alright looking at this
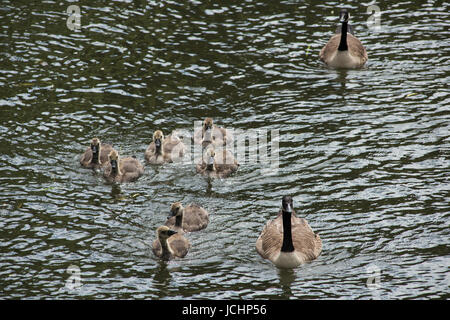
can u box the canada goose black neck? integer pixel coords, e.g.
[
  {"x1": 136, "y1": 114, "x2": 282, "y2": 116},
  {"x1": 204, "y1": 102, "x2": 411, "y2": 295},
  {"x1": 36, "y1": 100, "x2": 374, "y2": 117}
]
[
  {"x1": 281, "y1": 210, "x2": 295, "y2": 252},
  {"x1": 338, "y1": 20, "x2": 348, "y2": 51}
]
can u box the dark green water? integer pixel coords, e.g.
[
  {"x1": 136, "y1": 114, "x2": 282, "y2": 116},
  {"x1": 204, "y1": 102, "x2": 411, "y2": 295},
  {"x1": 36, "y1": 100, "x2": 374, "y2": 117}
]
[{"x1": 0, "y1": 0, "x2": 449, "y2": 299}]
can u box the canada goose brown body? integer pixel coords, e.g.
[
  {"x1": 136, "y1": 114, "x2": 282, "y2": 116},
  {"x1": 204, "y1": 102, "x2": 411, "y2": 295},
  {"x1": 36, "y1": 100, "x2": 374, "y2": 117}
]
[
  {"x1": 80, "y1": 138, "x2": 115, "y2": 169},
  {"x1": 103, "y1": 150, "x2": 144, "y2": 183},
  {"x1": 319, "y1": 9, "x2": 368, "y2": 69},
  {"x1": 196, "y1": 146, "x2": 239, "y2": 178},
  {"x1": 145, "y1": 130, "x2": 185, "y2": 164},
  {"x1": 165, "y1": 202, "x2": 209, "y2": 232},
  {"x1": 256, "y1": 196, "x2": 322, "y2": 268},
  {"x1": 152, "y1": 226, "x2": 190, "y2": 260},
  {"x1": 194, "y1": 118, "x2": 233, "y2": 147}
]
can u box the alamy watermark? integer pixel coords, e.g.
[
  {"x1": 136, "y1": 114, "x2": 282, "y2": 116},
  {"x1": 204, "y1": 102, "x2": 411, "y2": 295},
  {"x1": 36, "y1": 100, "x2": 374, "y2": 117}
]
[
  {"x1": 67, "y1": 5, "x2": 81, "y2": 31},
  {"x1": 168, "y1": 122, "x2": 280, "y2": 175},
  {"x1": 65, "y1": 264, "x2": 82, "y2": 291},
  {"x1": 366, "y1": 264, "x2": 382, "y2": 299},
  {"x1": 366, "y1": 4, "x2": 381, "y2": 32}
]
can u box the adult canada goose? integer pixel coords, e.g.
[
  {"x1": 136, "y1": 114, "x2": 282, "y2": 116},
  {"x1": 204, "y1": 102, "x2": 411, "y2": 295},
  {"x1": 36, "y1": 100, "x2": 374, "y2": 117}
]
[
  {"x1": 193, "y1": 118, "x2": 233, "y2": 147},
  {"x1": 165, "y1": 202, "x2": 209, "y2": 232},
  {"x1": 319, "y1": 9, "x2": 368, "y2": 69},
  {"x1": 103, "y1": 150, "x2": 144, "y2": 183},
  {"x1": 196, "y1": 145, "x2": 239, "y2": 178},
  {"x1": 80, "y1": 137, "x2": 115, "y2": 169},
  {"x1": 145, "y1": 130, "x2": 185, "y2": 164},
  {"x1": 256, "y1": 196, "x2": 322, "y2": 268},
  {"x1": 152, "y1": 226, "x2": 190, "y2": 260}
]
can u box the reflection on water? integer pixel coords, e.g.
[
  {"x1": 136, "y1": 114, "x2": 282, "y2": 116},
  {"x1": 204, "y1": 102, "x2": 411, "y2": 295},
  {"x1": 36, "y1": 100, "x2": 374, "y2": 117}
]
[{"x1": 0, "y1": 0, "x2": 449, "y2": 299}]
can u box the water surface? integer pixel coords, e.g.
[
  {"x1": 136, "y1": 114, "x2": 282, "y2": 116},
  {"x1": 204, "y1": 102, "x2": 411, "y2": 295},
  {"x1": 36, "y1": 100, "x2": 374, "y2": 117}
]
[{"x1": 0, "y1": 0, "x2": 449, "y2": 299}]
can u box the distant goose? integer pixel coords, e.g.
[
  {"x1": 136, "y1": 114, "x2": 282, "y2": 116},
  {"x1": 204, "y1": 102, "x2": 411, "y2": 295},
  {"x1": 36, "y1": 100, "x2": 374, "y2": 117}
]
[
  {"x1": 80, "y1": 137, "x2": 115, "y2": 169},
  {"x1": 165, "y1": 202, "x2": 209, "y2": 232},
  {"x1": 152, "y1": 226, "x2": 190, "y2": 260},
  {"x1": 193, "y1": 118, "x2": 233, "y2": 147},
  {"x1": 103, "y1": 150, "x2": 144, "y2": 183},
  {"x1": 256, "y1": 196, "x2": 322, "y2": 268},
  {"x1": 145, "y1": 130, "x2": 185, "y2": 164},
  {"x1": 319, "y1": 9, "x2": 368, "y2": 69},
  {"x1": 196, "y1": 145, "x2": 239, "y2": 178}
]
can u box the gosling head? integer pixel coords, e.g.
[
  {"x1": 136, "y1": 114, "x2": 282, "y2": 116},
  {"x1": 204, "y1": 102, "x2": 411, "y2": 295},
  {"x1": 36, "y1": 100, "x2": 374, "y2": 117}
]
[
  {"x1": 156, "y1": 225, "x2": 177, "y2": 240},
  {"x1": 204, "y1": 146, "x2": 216, "y2": 171},
  {"x1": 168, "y1": 202, "x2": 184, "y2": 220},
  {"x1": 340, "y1": 9, "x2": 350, "y2": 23},
  {"x1": 153, "y1": 130, "x2": 164, "y2": 151},
  {"x1": 281, "y1": 195, "x2": 293, "y2": 213},
  {"x1": 90, "y1": 138, "x2": 101, "y2": 162},
  {"x1": 202, "y1": 118, "x2": 214, "y2": 141},
  {"x1": 203, "y1": 118, "x2": 214, "y2": 131},
  {"x1": 108, "y1": 150, "x2": 119, "y2": 174}
]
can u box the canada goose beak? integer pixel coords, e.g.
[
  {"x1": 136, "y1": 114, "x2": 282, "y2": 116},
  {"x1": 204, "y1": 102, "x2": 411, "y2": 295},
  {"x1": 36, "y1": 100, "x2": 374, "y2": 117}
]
[
  {"x1": 111, "y1": 159, "x2": 118, "y2": 170},
  {"x1": 91, "y1": 145, "x2": 99, "y2": 153},
  {"x1": 284, "y1": 203, "x2": 292, "y2": 213},
  {"x1": 155, "y1": 139, "x2": 161, "y2": 148},
  {"x1": 208, "y1": 155, "x2": 214, "y2": 166},
  {"x1": 167, "y1": 230, "x2": 177, "y2": 236}
]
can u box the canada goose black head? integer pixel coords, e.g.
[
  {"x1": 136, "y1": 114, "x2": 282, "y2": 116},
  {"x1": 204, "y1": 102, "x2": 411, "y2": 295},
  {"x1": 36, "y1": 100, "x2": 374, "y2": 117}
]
[
  {"x1": 91, "y1": 138, "x2": 101, "y2": 163},
  {"x1": 108, "y1": 149, "x2": 120, "y2": 175},
  {"x1": 282, "y1": 195, "x2": 293, "y2": 213},
  {"x1": 340, "y1": 9, "x2": 349, "y2": 23},
  {"x1": 156, "y1": 225, "x2": 177, "y2": 240},
  {"x1": 168, "y1": 202, "x2": 184, "y2": 219}
]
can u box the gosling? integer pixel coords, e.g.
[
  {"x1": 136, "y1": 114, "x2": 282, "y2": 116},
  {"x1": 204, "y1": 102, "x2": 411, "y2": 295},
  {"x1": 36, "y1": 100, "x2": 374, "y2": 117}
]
[
  {"x1": 145, "y1": 130, "x2": 185, "y2": 164},
  {"x1": 152, "y1": 226, "x2": 190, "y2": 260},
  {"x1": 194, "y1": 117, "x2": 233, "y2": 147},
  {"x1": 196, "y1": 145, "x2": 239, "y2": 178},
  {"x1": 103, "y1": 150, "x2": 144, "y2": 183},
  {"x1": 165, "y1": 202, "x2": 209, "y2": 232},
  {"x1": 80, "y1": 137, "x2": 115, "y2": 169}
]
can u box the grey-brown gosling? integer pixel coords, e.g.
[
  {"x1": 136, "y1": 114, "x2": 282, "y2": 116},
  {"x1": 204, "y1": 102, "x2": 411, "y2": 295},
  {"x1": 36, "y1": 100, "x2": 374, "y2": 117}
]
[
  {"x1": 145, "y1": 130, "x2": 185, "y2": 164},
  {"x1": 196, "y1": 145, "x2": 239, "y2": 178},
  {"x1": 194, "y1": 117, "x2": 233, "y2": 147},
  {"x1": 80, "y1": 137, "x2": 115, "y2": 169},
  {"x1": 319, "y1": 9, "x2": 368, "y2": 69},
  {"x1": 165, "y1": 202, "x2": 209, "y2": 232},
  {"x1": 152, "y1": 226, "x2": 190, "y2": 260},
  {"x1": 103, "y1": 150, "x2": 144, "y2": 183},
  {"x1": 256, "y1": 196, "x2": 322, "y2": 268}
]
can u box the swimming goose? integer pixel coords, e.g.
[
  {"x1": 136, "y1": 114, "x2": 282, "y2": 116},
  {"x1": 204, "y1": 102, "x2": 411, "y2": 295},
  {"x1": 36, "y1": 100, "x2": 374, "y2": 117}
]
[
  {"x1": 196, "y1": 145, "x2": 239, "y2": 178},
  {"x1": 319, "y1": 9, "x2": 368, "y2": 69},
  {"x1": 145, "y1": 130, "x2": 185, "y2": 164},
  {"x1": 194, "y1": 118, "x2": 233, "y2": 147},
  {"x1": 103, "y1": 150, "x2": 144, "y2": 183},
  {"x1": 256, "y1": 196, "x2": 322, "y2": 268},
  {"x1": 80, "y1": 138, "x2": 115, "y2": 169},
  {"x1": 165, "y1": 202, "x2": 209, "y2": 232},
  {"x1": 152, "y1": 226, "x2": 190, "y2": 260}
]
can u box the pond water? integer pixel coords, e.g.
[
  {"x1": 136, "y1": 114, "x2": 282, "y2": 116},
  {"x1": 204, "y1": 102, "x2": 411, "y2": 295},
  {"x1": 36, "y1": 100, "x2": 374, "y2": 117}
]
[{"x1": 0, "y1": 0, "x2": 449, "y2": 299}]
